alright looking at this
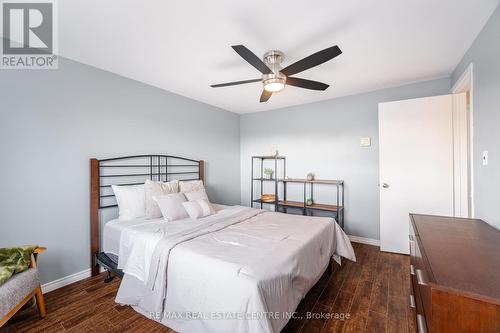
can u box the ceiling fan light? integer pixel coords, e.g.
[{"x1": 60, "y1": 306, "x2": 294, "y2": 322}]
[{"x1": 263, "y1": 78, "x2": 286, "y2": 92}]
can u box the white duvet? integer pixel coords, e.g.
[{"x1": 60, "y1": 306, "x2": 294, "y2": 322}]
[{"x1": 115, "y1": 205, "x2": 355, "y2": 333}]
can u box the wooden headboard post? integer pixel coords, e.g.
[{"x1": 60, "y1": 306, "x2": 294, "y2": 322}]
[
  {"x1": 199, "y1": 160, "x2": 205, "y2": 183},
  {"x1": 90, "y1": 158, "x2": 100, "y2": 276}
]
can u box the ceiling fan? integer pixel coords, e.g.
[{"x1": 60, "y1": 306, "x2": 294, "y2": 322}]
[{"x1": 210, "y1": 44, "x2": 342, "y2": 102}]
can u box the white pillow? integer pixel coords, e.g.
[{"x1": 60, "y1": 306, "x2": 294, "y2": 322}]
[
  {"x1": 153, "y1": 193, "x2": 189, "y2": 221},
  {"x1": 182, "y1": 199, "x2": 215, "y2": 219},
  {"x1": 184, "y1": 189, "x2": 209, "y2": 202},
  {"x1": 112, "y1": 184, "x2": 145, "y2": 220},
  {"x1": 179, "y1": 180, "x2": 204, "y2": 193},
  {"x1": 145, "y1": 179, "x2": 179, "y2": 219}
]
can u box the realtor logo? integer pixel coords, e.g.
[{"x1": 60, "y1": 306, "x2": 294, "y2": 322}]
[{"x1": 1, "y1": 0, "x2": 57, "y2": 69}]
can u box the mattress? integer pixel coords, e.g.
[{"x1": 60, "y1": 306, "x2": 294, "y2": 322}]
[
  {"x1": 102, "y1": 203, "x2": 229, "y2": 255},
  {"x1": 103, "y1": 217, "x2": 154, "y2": 256}
]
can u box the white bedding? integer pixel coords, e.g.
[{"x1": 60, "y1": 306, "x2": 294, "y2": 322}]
[
  {"x1": 103, "y1": 204, "x2": 228, "y2": 256},
  {"x1": 114, "y1": 205, "x2": 355, "y2": 333},
  {"x1": 103, "y1": 217, "x2": 153, "y2": 255}
]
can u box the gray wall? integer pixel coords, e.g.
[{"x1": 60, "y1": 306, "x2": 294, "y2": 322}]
[
  {"x1": 0, "y1": 57, "x2": 241, "y2": 284},
  {"x1": 451, "y1": 4, "x2": 500, "y2": 229},
  {"x1": 240, "y1": 78, "x2": 451, "y2": 240}
]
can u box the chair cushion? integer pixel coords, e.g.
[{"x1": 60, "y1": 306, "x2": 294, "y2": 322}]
[{"x1": 0, "y1": 268, "x2": 40, "y2": 319}]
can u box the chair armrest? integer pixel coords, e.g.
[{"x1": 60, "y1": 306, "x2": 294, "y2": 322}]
[
  {"x1": 34, "y1": 247, "x2": 46, "y2": 254},
  {"x1": 30, "y1": 247, "x2": 46, "y2": 268}
]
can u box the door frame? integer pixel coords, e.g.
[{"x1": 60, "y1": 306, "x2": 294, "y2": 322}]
[{"x1": 451, "y1": 63, "x2": 474, "y2": 217}]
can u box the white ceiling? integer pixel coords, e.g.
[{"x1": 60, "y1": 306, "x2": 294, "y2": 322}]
[{"x1": 57, "y1": 0, "x2": 499, "y2": 114}]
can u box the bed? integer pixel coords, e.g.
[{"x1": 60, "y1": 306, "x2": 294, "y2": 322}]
[{"x1": 90, "y1": 155, "x2": 355, "y2": 333}]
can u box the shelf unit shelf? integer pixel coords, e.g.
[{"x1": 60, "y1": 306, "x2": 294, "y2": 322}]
[
  {"x1": 278, "y1": 200, "x2": 343, "y2": 212},
  {"x1": 252, "y1": 199, "x2": 277, "y2": 205},
  {"x1": 252, "y1": 156, "x2": 286, "y2": 160},
  {"x1": 252, "y1": 178, "x2": 278, "y2": 182},
  {"x1": 279, "y1": 178, "x2": 344, "y2": 185}
]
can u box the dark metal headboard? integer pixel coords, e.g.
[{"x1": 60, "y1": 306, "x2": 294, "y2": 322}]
[{"x1": 90, "y1": 155, "x2": 205, "y2": 276}]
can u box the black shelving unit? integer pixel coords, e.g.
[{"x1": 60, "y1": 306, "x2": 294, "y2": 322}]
[
  {"x1": 251, "y1": 155, "x2": 286, "y2": 211},
  {"x1": 277, "y1": 178, "x2": 344, "y2": 229}
]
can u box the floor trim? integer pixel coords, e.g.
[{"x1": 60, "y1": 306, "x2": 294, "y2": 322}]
[
  {"x1": 348, "y1": 235, "x2": 380, "y2": 246},
  {"x1": 41, "y1": 268, "x2": 91, "y2": 294}
]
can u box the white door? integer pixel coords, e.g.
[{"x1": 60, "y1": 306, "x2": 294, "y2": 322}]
[{"x1": 379, "y1": 95, "x2": 454, "y2": 254}]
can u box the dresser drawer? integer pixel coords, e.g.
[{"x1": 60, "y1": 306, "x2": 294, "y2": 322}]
[
  {"x1": 410, "y1": 276, "x2": 428, "y2": 333},
  {"x1": 411, "y1": 238, "x2": 432, "y2": 329},
  {"x1": 415, "y1": 272, "x2": 431, "y2": 332},
  {"x1": 409, "y1": 221, "x2": 417, "y2": 281},
  {"x1": 410, "y1": 221, "x2": 431, "y2": 332}
]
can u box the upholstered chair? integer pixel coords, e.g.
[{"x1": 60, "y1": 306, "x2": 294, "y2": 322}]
[{"x1": 0, "y1": 247, "x2": 46, "y2": 327}]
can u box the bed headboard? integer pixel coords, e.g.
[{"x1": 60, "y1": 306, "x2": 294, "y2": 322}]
[{"x1": 90, "y1": 155, "x2": 204, "y2": 276}]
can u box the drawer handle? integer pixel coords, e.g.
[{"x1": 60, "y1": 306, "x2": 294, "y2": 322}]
[
  {"x1": 410, "y1": 264, "x2": 415, "y2": 275},
  {"x1": 417, "y1": 314, "x2": 427, "y2": 333},
  {"x1": 416, "y1": 269, "x2": 428, "y2": 286},
  {"x1": 409, "y1": 294, "x2": 415, "y2": 308}
]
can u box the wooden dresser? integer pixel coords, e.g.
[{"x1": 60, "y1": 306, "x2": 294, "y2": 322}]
[{"x1": 409, "y1": 214, "x2": 500, "y2": 333}]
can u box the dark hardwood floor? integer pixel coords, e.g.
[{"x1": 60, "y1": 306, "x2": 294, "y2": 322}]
[{"x1": 3, "y1": 243, "x2": 415, "y2": 333}]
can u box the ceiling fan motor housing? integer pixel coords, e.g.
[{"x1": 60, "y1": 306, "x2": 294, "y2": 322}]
[{"x1": 262, "y1": 50, "x2": 286, "y2": 92}]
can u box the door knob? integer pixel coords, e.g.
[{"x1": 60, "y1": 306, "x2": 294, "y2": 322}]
[{"x1": 382, "y1": 183, "x2": 389, "y2": 188}]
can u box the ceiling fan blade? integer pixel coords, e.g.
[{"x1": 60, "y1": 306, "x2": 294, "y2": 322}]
[
  {"x1": 260, "y1": 90, "x2": 272, "y2": 103},
  {"x1": 280, "y1": 45, "x2": 342, "y2": 76},
  {"x1": 210, "y1": 79, "x2": 261, "y2": 88},
  {"x1": 286, "y1": 77, "x2": 329, "y2": 91},
  {"x1": 232, "y1": 45, "x2": 273, "y2": 75}
]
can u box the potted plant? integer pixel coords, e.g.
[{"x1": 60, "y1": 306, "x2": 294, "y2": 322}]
[{"x1": 263, "y1": 168, "x2": 274, "y2": 179}]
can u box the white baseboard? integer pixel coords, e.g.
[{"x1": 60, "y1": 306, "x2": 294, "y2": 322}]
[
  {"x1": 348, "y1": 235, "x2": 380, "y2": 246},
  {"x1": 41, "y1": 268, "x2": 91, "y2": 293}
]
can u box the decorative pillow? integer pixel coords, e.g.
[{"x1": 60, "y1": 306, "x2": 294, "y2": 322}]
[
  {"x1": 112, "y1": 184, "x2": 146, "y2": 220},
  {"x1": 184, "y1": 189, "x2": 209, "y2": 202},
  {"x1": 145, "y1": 179, "x2": 179, "y2": 219},
  {"x1": 153, "y1": 193, "x2": 189, "y2": 222},
  {"x1": 182, "y1": 199, "x2": 215, "y2": 219},
  {"x1": 179, "y1": 180, "x2": 204, "y2": 193}
]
